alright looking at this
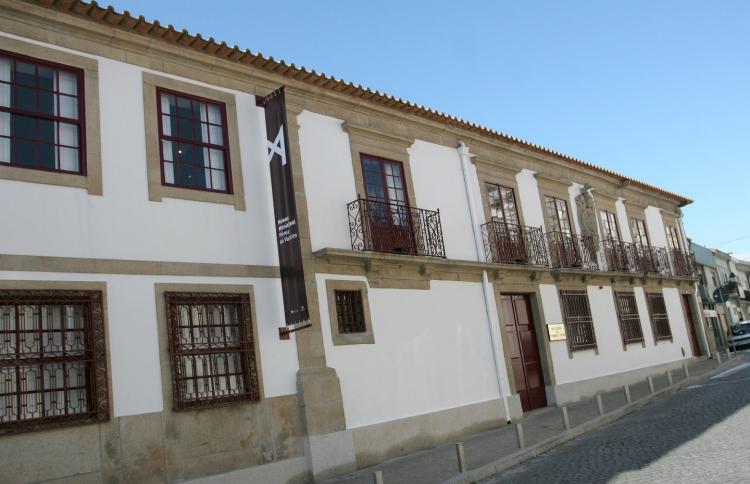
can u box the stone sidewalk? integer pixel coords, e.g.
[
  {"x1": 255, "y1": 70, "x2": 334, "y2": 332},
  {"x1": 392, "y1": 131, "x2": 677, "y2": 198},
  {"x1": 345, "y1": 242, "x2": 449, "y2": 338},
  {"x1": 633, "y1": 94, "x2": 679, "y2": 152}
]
[{"x1": 324, "y1": 353, "x2": 742, "y2": 484}]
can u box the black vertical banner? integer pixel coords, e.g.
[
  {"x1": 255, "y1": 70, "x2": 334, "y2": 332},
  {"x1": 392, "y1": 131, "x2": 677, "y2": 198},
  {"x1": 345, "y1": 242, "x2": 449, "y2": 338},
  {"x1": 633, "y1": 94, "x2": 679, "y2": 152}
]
[{"x1": 263, "y1": 88, "x2": 309, "y2": 328}]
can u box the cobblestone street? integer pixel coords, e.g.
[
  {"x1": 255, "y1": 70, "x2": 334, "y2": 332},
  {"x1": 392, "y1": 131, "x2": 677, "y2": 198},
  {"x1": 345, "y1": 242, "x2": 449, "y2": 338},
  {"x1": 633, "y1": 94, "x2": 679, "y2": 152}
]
[{"x1": 483, "y1": 357, "x2": 750, "y2": 484}]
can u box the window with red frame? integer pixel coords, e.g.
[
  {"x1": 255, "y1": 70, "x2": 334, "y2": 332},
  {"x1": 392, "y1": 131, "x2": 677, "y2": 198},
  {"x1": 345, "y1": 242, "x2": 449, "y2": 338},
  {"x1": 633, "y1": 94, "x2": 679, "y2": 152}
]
[
  {"x1": 0, "y1": 52, "x2": 85, "y2": 174},
  {"x1": 600, "y1": 210, "x2": 620, "y2": 241},
  {"x1": 486, "y1": 183, "x2": 520, "y2": 225},
  {"x1": 665, "y1": 225, "x2": 682, "y2": 252},
  {"x1": 157, "y1": 89, "x2": 231, "y2": 193}
]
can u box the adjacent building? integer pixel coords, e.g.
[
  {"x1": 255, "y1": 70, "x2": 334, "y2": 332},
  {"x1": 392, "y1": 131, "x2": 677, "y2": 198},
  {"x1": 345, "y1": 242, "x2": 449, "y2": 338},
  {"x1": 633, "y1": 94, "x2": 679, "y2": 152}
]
[{"x1": 0, "y1": 1, "x2": 709, "y2": 482}]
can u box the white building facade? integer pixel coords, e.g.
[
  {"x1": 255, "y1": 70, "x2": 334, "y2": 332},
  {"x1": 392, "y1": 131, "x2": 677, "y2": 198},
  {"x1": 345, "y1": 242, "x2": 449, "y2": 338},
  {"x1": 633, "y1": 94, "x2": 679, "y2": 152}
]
[{"x1": 0, "y1": 1, "x2": 708, "y2": 482}]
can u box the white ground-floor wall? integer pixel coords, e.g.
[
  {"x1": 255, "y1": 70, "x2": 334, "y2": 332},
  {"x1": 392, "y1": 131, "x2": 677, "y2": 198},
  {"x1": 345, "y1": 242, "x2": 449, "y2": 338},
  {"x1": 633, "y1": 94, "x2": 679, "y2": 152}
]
[
  {"x1": 539, "y1": 284, "x2": 695, "y2": 390},
  {"x1": 316, "y1": 274, "x2": 503, "y2": 430},
  {"x1": 0, "y1": 271, "x2": 299, "y2": 416}
]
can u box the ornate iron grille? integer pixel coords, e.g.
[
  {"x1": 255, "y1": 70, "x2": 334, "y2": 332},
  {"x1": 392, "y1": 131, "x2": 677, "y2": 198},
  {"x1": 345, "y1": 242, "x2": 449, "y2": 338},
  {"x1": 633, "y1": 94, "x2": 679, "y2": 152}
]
[
  {"x1": 480, "y1": 221, "x2": 549, "y2": 266},
  {"x1": 347, "y1": 198, "x2": 446, "y2": 258},
  {"x1": 334, "y1": 290, "x2": 366, "y2": 334},
  {"x1": 669, "y1": 250, "x2": 695, "y2": 277},
  {"x1": 165, "y1": 292, "x2": 259, "y2": 411},
  {"x1": 614, "y1": 292, "x2": 645, "y2": 345},
  {"x1": 646, "y1": 293, "x2": 672, "y2": 341},
  {"x1": 546, "y1": 232, "x2": 599, "y2": 270},
  {"x1": 559, "y1": 290, "x2": 598, "y2": 351},
  {"x1": 0, "y1": 290, "x2": 108, "y2": 434}
]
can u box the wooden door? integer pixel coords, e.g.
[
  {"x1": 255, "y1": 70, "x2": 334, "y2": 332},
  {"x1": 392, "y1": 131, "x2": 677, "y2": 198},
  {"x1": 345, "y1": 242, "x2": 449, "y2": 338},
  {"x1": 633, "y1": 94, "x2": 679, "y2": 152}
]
[
  {"x1": 361, "y1": 155, "x2": 415, "y2": 254},
  {"x1": 502, "y1": 294, "x2": 547, "y2": 412},
  {"x1": 681, "y1": 294, "x2": 701, "y2": 356}
]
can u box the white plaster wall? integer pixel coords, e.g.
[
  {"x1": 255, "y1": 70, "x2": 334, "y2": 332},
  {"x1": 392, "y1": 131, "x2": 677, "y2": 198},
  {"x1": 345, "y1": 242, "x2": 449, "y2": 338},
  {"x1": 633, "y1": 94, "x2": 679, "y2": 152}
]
[
  {"x1": 317, "y1": 275, "x2": 500, "y2": 429},
  {"x1": 615, "y1": 198, "x2": 632, "y2": 243},
  {"x1": 0, "y1": 33, "x2": 278, "y2": 266},
  {"x1": 0, "y1": 271, "x2": 299, "y2": 417},
  {"x1": 645, "y1": 206, "x2": 668, "y2": 248},
  {"x1": 516, "y1": 169, "x2": 546, "y2": 230},
  {"x1": 538, "y1": 283, "x2": 691, "y2": 386},
  {"x1": 297, "y1": 112, "x2": 357, "y2": 252},
  {"x1": 409, "y1": 140, "x2": 476, "y2": 261}
]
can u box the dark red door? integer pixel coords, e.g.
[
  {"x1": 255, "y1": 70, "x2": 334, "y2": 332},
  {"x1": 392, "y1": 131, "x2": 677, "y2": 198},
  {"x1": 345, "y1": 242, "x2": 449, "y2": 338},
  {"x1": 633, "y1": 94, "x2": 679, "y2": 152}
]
[
  {"x1": 361, "y1": 154, "x2": 415, "y2": 254},
  {"x1": 681, "y1": 294, "x2": 701, "y2": 356},
  {"x1": 502, "y1": 294, "x2": 547, "y2": 412}
]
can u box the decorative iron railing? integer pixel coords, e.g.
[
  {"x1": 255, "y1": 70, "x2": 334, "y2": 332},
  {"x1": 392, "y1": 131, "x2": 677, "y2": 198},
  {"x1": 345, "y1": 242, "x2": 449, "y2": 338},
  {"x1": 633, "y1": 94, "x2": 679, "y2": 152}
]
[
  {"x1": 601, "y1": 239, "x2": 633, "y2": 272},
  {"x1": 546, "y1": 232, "x2": 599, "y2": 270},
  {"x1": 669, "y1": 250, "x2": 695, "y2": 277},
  {"x1": 601, "y1": 241, "x2": 672, "y2": 275},
  {"x1": 480, "y1": 221, "x2": 549, "y2": 266},
  {"x1": 347, "y1": 198, "x2": 446, "y2": 258}
]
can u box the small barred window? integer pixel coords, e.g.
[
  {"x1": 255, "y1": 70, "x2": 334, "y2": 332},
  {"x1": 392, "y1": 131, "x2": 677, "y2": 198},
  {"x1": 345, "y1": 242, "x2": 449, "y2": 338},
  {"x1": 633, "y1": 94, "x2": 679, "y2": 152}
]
[{"x1": 334, "y1": 290, "x2": 366, "y2": 334}]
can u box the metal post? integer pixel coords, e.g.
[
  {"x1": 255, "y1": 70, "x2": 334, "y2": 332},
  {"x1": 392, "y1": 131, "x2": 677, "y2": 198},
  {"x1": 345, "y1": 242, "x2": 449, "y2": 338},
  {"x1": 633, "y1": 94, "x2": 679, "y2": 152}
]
[
  {"x1": 667, "y1": 369, "x2": 673, "y2": 386},
  {"x1": 716, "y1": 351, "x2": 723, "y2": 364},
  {"x1": 515, "y1": 423, "x2": 525, "y2": 449},
  {"x1": 373, "y1": 470, "x2": 384, "y2": 484},
  {"x1": 683, "y1": 362, "x2": 690, "y2": 379},
  {"x1": 455, "y1": 442, "x2": 466, "y2": 473},
  {"x1": 624, "y1": 384, "x2": 631, "y2": 404},
  {"x1": 596, "y1": 394, "x2": 604, "y2": 415},
  {"x1": 647, "y1": 375, "x2": 655, "y2": 394},
  {"x1": 561, "y1": 406, "x2": 570, "y2": 430},
  {"x1": 726, "y1": 347, "x2": 732, "y2": 359}
]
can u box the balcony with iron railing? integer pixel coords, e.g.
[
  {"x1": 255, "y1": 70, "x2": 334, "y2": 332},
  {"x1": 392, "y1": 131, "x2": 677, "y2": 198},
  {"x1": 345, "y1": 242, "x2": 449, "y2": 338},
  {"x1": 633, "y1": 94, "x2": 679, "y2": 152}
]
[
  {"x1": 546, "y1": 231, "x2": 599, "y2": 270},
  {"x1": 347, "y1": 198, "x2": 446, "y2": 258},
  {"x1": 480, "y1": 221, "x2": 549, "y2": 266},
  {"x1": 669, "y1": 250, "x2": 696, "y2": 278},
  {"x1": 601, "y1": 240, "x2": 672, "y2": 275}
]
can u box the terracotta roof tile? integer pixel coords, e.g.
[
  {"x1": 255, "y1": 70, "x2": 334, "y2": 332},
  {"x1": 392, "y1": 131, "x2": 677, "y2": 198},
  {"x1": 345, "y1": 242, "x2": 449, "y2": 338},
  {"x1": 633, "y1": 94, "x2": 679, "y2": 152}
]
[{"x1": 26, "y1": 0, "x2": 692, "y2": 205}]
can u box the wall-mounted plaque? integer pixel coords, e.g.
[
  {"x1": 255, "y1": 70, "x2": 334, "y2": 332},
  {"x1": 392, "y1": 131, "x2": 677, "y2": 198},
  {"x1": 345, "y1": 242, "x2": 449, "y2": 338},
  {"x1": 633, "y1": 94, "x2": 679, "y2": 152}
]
[{"x1": 548, "y1": 323, "x2": 567, "y2": 341}]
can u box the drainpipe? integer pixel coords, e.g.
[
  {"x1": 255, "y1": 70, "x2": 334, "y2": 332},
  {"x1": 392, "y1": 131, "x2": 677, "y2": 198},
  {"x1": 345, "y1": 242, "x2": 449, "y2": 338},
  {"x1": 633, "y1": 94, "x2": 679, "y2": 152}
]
[
  {"x1": 456, "y1": 140, "x2": 513, "y2": 422},
  {"x1": 677, "y1": 214, "x2": 711, "y2": 356}
]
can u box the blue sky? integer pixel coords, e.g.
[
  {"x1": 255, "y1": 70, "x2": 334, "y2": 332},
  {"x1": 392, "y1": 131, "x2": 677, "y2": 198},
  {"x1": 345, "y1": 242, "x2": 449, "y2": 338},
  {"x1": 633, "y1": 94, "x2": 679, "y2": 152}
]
[{"x1": 113, "y1": 0, "x2": 750, "y2": 258}]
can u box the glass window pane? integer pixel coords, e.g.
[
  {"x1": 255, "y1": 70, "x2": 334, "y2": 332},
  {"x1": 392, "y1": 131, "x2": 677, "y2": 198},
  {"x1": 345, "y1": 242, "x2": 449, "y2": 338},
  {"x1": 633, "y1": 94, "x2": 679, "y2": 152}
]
[
  {"x1": 161, "y1": 114, "x2": 172, "y2": 136},
  {"x1": 58, "y1": 71, "x2": 77, "y2": 96},
  {"x1": 58, "y1": 95, "x2": 78, "y2": 119},
  {"x1": 59, "y1": 147, "x2": 79, "y2": 172},
  {"x1": 58, "y1": 122, "x2": 78, "y2": 148},
  {"x1": 211, "y1": 169, "x2": 226, "y2": 191},
  {"x1": 14, "y1": 85, "x2": 36, "y2": 112},
  {"x1": 38, "y1": 67, "x2": 54, "y2": 91},
  {"x1": 163, "y1": 161, "x2": 174, "y2": 184},
  {"x1": 15, "y1": 62, "x2": 36, "y2": 86},
  {"x1": 0, "y1": 57, "x2": 10, "y2": 83},
  {"x1": 38, "y1": 90, "x2": 54, "y2": 116},
  {"x1": 162, "y1": 140, "x2": 173, "y2": 162},
  {"x1": 209, "y1": 149, "x2": 225, "y2": 170},
  {"x1": 207, "y1": 104, "x2": 221, "y2": 124},
  {"x1": 0, "y1": 137, "x2": 9, "y2": 163},
  {"x1": 208, "y1": 124, "x2": 223, "y2": 145},
  {"x1": 0, "y1": 111, "x2": 8, "y2": 137},
  {"x1": 0, "y1": 83, "x2": 9, "y2": 108}
]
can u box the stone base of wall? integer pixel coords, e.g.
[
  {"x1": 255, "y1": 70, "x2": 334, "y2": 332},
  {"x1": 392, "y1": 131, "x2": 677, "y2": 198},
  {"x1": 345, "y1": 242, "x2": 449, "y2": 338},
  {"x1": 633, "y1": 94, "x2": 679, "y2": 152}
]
[
  {"x1": 546, "y1": 358, "x2": 693, "y2": 406},
  {"x1": 0, "y1": 395, "x2": 305, "y2": 484},
  {"x1": 351, "y1": 398, "x2": 509, "y2": 468}
]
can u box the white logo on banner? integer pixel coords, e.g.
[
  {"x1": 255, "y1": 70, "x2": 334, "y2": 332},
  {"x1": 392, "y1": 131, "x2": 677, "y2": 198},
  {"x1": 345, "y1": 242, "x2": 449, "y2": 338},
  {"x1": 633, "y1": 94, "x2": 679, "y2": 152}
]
[{"x1": 267, "y1": 125, "x2": 287, "y2": 166}]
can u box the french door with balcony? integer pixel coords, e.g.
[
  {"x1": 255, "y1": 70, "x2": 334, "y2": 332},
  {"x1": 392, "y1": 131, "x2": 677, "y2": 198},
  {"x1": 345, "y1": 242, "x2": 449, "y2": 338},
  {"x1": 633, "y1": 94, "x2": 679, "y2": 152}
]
[
  {"x1": 545, "y1": 196, "x2": 581, "y2": 267},
  {"x1": 486, "y1": 183, "x2": 526, "y2": 263},
  {"x1": 361, "y1": 154, "x2": 415, "y2": 254}
]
